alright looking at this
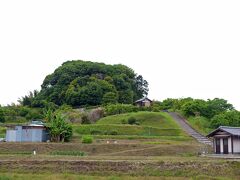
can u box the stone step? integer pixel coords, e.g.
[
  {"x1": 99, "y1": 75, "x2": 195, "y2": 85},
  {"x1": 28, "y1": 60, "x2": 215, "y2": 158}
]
[{"x1": 169, "y1": 112, "x2": 213, "y2": 146}]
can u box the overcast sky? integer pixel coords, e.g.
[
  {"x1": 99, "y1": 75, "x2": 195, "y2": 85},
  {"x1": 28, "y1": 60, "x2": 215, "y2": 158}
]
[{"x1": 0, "y1": 0, "x2": 239, "y2": 109}]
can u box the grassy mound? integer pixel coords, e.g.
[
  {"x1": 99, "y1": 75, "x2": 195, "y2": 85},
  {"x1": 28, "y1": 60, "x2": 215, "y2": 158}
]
[
  {"x1": 74, "y1": 112, "x2": 187, "y2": 138},
  {"x1": 97, "y1": 112, "x2": 179, "y2": 128}
]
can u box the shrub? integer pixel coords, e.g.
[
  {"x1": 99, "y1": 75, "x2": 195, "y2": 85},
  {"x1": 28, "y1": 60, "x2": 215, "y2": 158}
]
[
  {"x1": 25, "y1": 109, "x2": 43, "y2": 120},
  {"x1": 135, "y1": 121, "x2": 140, "y2": 125},
  {"x1": 82, "y1": 135, "x2": 93, "y2": 144},
  {"x1": 128, "y1": 117, "x2": 137, "y2": 125},
  {"x1": 121, "y1": 119, "x2": 127, "y2": 124},
  {"x1": 90, "y1": 129, "x2": 102, "y2": 135},
  {"x1": 108, "y1": 130, "x2": 118, "y2": 135},
  {"x1": 18, "y1": 107, "x2": 30, "y2": 117},
  {"x1": 152, "y1": 105, "x2": 161, "y2": 112},
  {"x1": 66, "y1": 111, "x2": 82, "y2": 123},
  {"x1": 102, "y1": 130, "x2": 118, "y2": 135},
  {"x1": 104, "y1": 104, "x2": 139, "y2": 116},
  {"x1": 51, "y1": 151, "x2": 85, "y2": 156}
]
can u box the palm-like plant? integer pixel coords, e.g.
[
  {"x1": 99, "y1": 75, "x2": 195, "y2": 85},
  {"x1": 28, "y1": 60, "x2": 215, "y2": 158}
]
[{"x1": 47, "y1": 111, "x2": 73, "y2": 142}]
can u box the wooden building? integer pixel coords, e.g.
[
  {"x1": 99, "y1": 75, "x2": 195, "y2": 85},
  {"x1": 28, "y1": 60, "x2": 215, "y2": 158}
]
[
  {"x1": 134, "y1": 97, "x2": 152, "y2": 107},
  {"x1": 207, "y1": 126, "x2": 240, "y2": 154}
]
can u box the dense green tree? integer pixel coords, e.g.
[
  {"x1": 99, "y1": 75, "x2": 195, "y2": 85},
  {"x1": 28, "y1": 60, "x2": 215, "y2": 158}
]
[
  {"x1": 158, "y1": 98, "x2": 193, "y2": 111},
  {"x1": 210, "y1": 111, "x2": 240, "y2": 128},
  {"x1": 37, "y1": 60, "x2": 148, "y2": 107},
  {"x1": 78, "y1": 82, "x2": 103, "y2": 105},
  {"x1": 160, "y1": 97, "x2": 234, "y2": 120},
  {"x1": 0, "y1": 105, "x2": 44, "y2": 123},
  {"x1": 133, "y1": 75, "x2": 149, "y2": 100},
  {"x1": 102, "y1": 92, "x2": 118, "y2": 105},
  {"x1": 182, "y1": 99, "x2": 208, "y2": 117},
  {"x1": 118, "y1": 90, "x2": 134, "y2": 104},
  {"x1": 206, "y1": 98, "x2": 234, "y2": 118},
  {"x1": 18, "y1": 90, "x2": 39, "y2": 107},
  {"x1": 0, "y1": 106, "x2": 5, "y2": 123},
  {"x1": 159, "y1": 98, "x2": 177, "y2": 110}
]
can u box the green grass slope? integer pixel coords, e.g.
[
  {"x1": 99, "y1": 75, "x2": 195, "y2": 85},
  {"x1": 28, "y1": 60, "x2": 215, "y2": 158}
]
[
  {"x1": 187, "y1": 116, "x2": 213, "y2": 135},
  {"x1": 97, "y1": 112, "x2": 178, "y2": 128},
  {"x1": 74, "y1": 124, "x2": 183, "y2": 136},
  {"x1": 74, "y1": 112, "x2": 188, "y2": 139}
]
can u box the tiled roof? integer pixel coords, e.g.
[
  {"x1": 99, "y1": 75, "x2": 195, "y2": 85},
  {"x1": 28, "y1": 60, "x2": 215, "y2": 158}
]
[
  {"x1": 135, "y1": 97, "x2": 152, "y2": 103},
  {"x1": 219, "y1": 126, "x2": 240, "y2": 136},
  {"x1": 207, "y1": 126, "x2": 240, "y2": 137}
]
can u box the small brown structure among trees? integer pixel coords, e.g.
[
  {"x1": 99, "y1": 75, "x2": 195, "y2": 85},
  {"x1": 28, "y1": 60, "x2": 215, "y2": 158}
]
[
  {"x1": 134, "y1": 97, "x2": 152, "y2": 107},
  {"x1": 207, "y1": 126, "x2": 240, "y2": 154}
]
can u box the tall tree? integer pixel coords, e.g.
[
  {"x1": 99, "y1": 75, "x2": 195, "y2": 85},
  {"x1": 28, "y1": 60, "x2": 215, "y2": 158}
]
[
  {"x1": 0, "y1": 106, "x2": 5, "y2": 123},
  {"x1": 134, "y1": 75, "x2": 149, "y2": 100}
]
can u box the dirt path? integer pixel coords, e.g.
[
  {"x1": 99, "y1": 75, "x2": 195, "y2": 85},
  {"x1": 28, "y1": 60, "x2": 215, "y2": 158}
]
[
  {"x1": 98, "y1": 145, "x2": 160, "y2": 156},
  {"x1": 169, "y1": 112, "x2": 212, "y2": 146}
]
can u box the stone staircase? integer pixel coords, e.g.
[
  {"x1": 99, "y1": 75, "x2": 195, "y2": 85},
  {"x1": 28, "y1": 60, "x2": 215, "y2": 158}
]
[{"x1": 169, "y1": 112, "x2": 212, "y2": 146}]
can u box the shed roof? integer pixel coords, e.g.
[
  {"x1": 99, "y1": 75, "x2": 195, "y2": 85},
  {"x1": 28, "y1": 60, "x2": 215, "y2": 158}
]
[
  {"x1": 6, "y1": 120, "x2": 46, "y2": 128},
  {"x1": 29, "y1": 120, "x2": 45, "y2": 127},
  {"x1": 207, "y1": 126, "x2": 240, "y2": 137},
  {"x1": 135, "y1": 97, "x2": 152, "y2": 103}
]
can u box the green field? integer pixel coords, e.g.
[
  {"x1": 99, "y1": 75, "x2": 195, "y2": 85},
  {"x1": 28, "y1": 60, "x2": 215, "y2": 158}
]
[{"x1": 0, "y1": 155, "x2": 238, "y2": 180}]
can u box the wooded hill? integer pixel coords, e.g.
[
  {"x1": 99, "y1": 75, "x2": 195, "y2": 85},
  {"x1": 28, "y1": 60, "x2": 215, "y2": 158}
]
[{"x1": 20, "y1": 60, "x2": 149, "y2": 107}]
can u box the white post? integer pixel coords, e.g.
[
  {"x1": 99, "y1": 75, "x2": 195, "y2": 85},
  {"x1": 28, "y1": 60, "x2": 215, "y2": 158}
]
[
  {"x1": 228, "y1": 137, "x2": 232, "y2": 154},
  {"x1": 213, "y1": 139, "x2": 216, "y2": 153},
  {"x1": 220, "y1": 138, "x2": 224, "y2": 154}
]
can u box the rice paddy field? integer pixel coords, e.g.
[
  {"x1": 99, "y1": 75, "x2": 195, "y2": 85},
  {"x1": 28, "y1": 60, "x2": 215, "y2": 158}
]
[{"x1": 0, "y1": 112, "x2": 239, "y2": 179}]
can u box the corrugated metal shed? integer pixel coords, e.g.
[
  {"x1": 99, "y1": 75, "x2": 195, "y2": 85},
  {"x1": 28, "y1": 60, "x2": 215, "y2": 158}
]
[{"x1": 5, "y1": 121, "x2": 50, "y2": 142}]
